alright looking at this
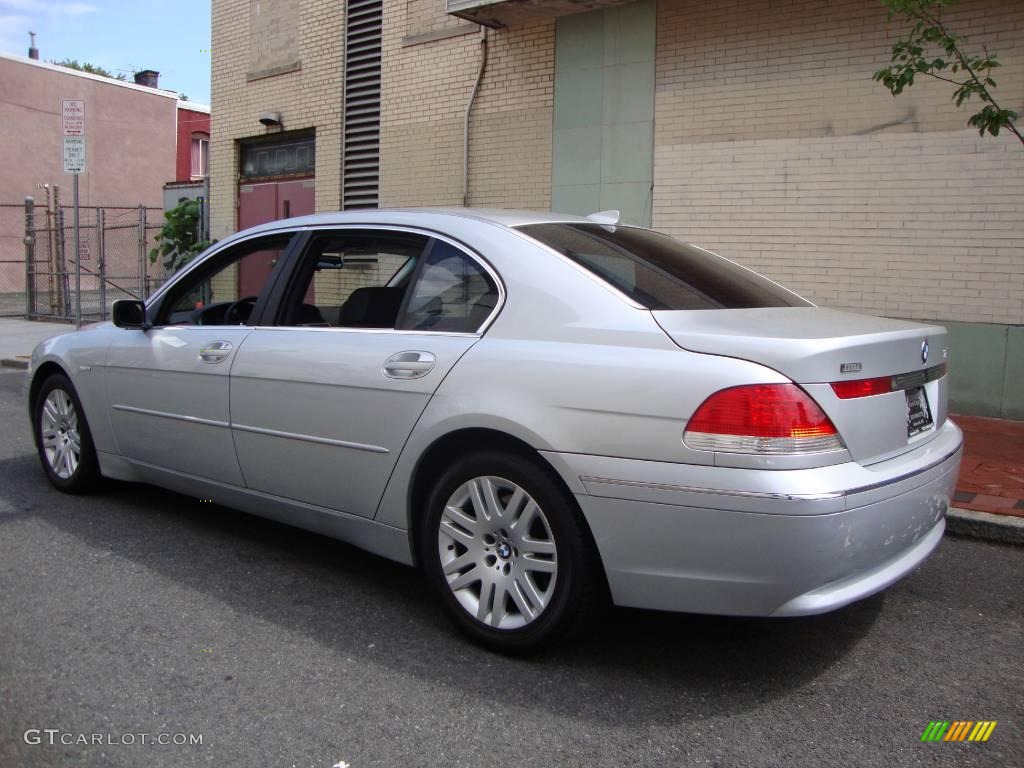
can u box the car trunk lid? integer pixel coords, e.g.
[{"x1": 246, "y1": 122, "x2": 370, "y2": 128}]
[{"x1": 654, "y1": 307, "x2": 950, "y2": 465}]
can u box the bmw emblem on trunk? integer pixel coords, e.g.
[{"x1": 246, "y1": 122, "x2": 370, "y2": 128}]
[{"x1": 921, "y1": 340, "x2": 929, "y2": 364}]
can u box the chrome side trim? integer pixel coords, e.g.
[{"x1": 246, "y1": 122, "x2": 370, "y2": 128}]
[
  {"x1": 231, "y1": 422, "x2": 389, "y2": 454},
  {"x1": 245, "y1": 326, "x2": 480, "y2": 338},
  {"x1": 111, "y1": 404, "x2": 230, "y2": 429},
  {"x1": 579, "y1": 476, "x2": 844, "y2": 502},
  {"x1": 837, "y1": 445, "x2": 962, "y2": 496},
  {"x1": 579, "y1": 443, "x2": 962, "y2": 503}
]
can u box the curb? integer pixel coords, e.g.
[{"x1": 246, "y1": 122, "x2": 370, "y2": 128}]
[
  {"x1": 1, "y1": 358, "x2": 28, "y2": 370},
  {"x1": 947, "y1": 507, "x2": 1024, "y2": 546}
]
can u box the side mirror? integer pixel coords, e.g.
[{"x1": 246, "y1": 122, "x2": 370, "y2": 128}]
[{"x1": 112, "y1": 299, "x2": 150, "y2": 330}]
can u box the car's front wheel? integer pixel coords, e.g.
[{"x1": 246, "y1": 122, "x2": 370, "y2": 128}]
[
  {"x1": 33, "y1": 372, "x2": 100, "y2": 493},
  {"x1": 420, "y1": 451, "x2": 604, "y2": 653}
]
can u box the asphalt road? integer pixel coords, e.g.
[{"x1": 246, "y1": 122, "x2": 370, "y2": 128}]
[{"x1": 0, "y1": 368, "x2": 1021, "y2": 768}]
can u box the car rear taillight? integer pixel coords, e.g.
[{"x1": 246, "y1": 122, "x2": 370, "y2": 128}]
[
  {"x1": 684, "y1": 384, "x2": 844, "y2": 455},
  {"x1": 830, "y1": 376, "x2": 892, "y2": 399}
]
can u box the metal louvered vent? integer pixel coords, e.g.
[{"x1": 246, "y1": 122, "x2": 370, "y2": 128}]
[{"x1": 343, "y1": 0, "x2": 382, "y2": 209}]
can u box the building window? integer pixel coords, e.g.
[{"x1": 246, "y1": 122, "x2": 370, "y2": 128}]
[
  {"x1": 239, "y1": 134, "x2": 315, "y2": 180},
  {"x1": 191, "y1": 134, "x2": 210, "y2": 179}
]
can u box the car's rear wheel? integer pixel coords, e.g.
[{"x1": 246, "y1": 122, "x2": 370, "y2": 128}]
[
  {"x1": 420, "y1": 451, "x2": 603, "y2": 653},
  {"x1": 33, "y1": 373, "x2": 100, "y2": 493}
]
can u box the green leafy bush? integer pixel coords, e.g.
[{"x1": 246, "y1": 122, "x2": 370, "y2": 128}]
[{"x1": 149, "y1": 199, "x2": 213, "y2": 273}]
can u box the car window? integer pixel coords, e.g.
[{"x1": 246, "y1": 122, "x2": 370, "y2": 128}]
[
  {"x1": 517, "y1": 223, "x2": 810, "y2": 310},
  {"x1": 277, "y1": 230, "x2": 429, "y2": 328},
  {"x1": 159, "y1": 234, "x2": 293, "y2": 326},
  {"x1": 398, "y1": 240, "x2": 499, "y2": 333}
]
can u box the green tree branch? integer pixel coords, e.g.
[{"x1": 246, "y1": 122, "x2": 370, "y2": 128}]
[{"x1": 873, "y1": 0, "x2": 1022, "y2": 144}]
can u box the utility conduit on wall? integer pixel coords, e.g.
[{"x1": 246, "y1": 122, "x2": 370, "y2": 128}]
[{"x1": 463, "y1": 27, "x2": 488, "y2": 208}]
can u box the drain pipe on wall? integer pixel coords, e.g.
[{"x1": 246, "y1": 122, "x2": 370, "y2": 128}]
[{"x1": 463, "y1": 26, "x2": 489, "y2": 208}]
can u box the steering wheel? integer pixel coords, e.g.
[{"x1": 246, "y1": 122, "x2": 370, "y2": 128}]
[{"x1": 223, "y1": 296, "x2": 258, "y2": 325}]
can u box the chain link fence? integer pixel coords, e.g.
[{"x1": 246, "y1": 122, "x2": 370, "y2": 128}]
[
  {"x1": 1, "y1": 200, "x2": 167, "y2": 322},
  {"x1": 0, "y1": 204, "x2": 29, "y2": 317}
]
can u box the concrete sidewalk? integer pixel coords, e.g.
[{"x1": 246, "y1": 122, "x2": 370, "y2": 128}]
[{"x1": 0, "y1": 318, "x2": 73, "y2": 368}]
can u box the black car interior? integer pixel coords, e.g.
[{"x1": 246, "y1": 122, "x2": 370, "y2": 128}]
[{"x1": 277, "y1": 232, "x2": 426, "y2": 329}]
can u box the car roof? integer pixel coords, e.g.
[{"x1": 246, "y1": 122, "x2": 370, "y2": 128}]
[{"x1": 225, "y1": 208, "x2": 597, "y2": 242}]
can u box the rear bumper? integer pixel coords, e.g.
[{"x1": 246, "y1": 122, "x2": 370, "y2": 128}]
[{"x1": 543, "y1": 420, "x2": 962, "y2": 616}]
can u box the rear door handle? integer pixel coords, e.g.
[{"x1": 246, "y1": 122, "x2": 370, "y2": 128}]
[
  {"x1": 199, "y1": 340, "x2": 233, "y2": 364},
  {"x1": 383, "y1": 351, "x2": 436, "y2": 379}
]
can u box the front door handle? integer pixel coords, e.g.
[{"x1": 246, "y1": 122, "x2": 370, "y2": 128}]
[
  {"x1": 383, "y1": 351, "x2": 435, "y2": 379},
  {"x1": 199, "y1": 340, "x2": 233, "y2": 364}
]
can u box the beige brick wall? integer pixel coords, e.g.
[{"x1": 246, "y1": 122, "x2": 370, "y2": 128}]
[
  {"x1": 654, "y1": 0, "x2": 1024, "y2": 324},
  {"x1": 212, "y1": 0, "x2": 1022, "y2": 325},
  {"x1": 210, "y1": 0, "x2": 345, "y2": 241},
  {"x1": 379, "y1": 1, "x2": 555, "y2": 209},
  {"x1": 250, "y1": 0, "x2": 301, "y2": 74},
  {"x1": 214, "y1": 1, "x2": 553, "y2": 235},
  {"x1": 405, "y1": 0, "x2": 466, "y2": 37}
]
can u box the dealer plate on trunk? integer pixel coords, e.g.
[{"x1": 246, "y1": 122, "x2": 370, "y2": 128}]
[{"x1": 906, "y1": 386, "x2": 933, "y2": 437}]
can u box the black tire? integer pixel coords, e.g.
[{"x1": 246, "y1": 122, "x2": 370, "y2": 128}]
[
  {"x1": 418, "y1": 450, "x2": 605, "y2": 654},
  {"x1": 32, "y1": 372, "x2": 100, "y2": 493}
]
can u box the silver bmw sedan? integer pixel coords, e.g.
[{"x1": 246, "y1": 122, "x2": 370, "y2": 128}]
[{"x1": 27, "y1": 209, "x2": 962, "y2": 652}]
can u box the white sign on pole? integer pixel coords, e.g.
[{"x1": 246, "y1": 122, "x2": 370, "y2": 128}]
[
  {"x1": 62, "y1": 99, "x2": 85, "y2": 136},
  {"x1": 63, "y1": 136, "x2": 86, "y2": 174}
]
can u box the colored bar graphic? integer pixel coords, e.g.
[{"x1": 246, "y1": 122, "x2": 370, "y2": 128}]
[
  {"x1": 945, "y1": 721, "x2": 972, "y2": 741},
  {"x1": 921, "y1": 722, "x2": 950, "y2": 742},
  {"x1": 922, "y1": 720, "x2": 996, "y2": 742}
]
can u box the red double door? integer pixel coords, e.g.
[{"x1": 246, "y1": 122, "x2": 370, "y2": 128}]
[{"x1": 237, "y1": 178, "x2": 315, "y2": 297}]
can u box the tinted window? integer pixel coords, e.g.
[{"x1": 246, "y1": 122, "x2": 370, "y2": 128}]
[
  {"x1": 399, "y1": 241, "x2": 499, "y2": 333},
  {"x1": 518, "y1": 223, "x2": 809, "y2": 310},
  {"x1": 278, "y1": 231, "x2": 428, "y2": 328}
]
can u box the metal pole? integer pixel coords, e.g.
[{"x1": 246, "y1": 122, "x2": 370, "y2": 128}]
[
  {"x1": 24, "y1": 196, "x2": 35, "y2": 319},
  {"x1": 54, "y1": 186, "x2": 64, "y2": 316},
  {"x1": 55, "y1": 203, "x2": 68, "y2": 318},
  {"x1": 202, "y1": 176, "x2": 210, "y2": 241},
  {"x1": 73, "y1": 175, "x2": 81, "y2": 327},
  {"x1": 138, "y1": 204, "x2": 146, "y2": 298},
  {"x1": 97, "y1": 207, "x2": 106, "y2": 320}
]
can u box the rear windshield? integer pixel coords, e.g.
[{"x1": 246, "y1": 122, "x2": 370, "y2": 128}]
[{"x1": 517, "y1": 223, "x2": 810, "y2": 310}]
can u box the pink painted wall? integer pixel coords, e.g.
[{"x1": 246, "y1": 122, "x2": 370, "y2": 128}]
[{"x1": 0, "y1": 55, "x2": 177, "y2": 208}]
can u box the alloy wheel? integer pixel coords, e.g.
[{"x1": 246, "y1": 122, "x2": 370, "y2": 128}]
[
  {"x1": 40, "y1": 389, "x2": 81, "y2": 480},
  {"x1": 437, "y1": 475, "x2": 558, "y2": 630}
]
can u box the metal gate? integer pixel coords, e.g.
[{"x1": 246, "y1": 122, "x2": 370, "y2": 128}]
[{"x1": 1, "y1": 199, "x2": 165, "y2": 322}]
